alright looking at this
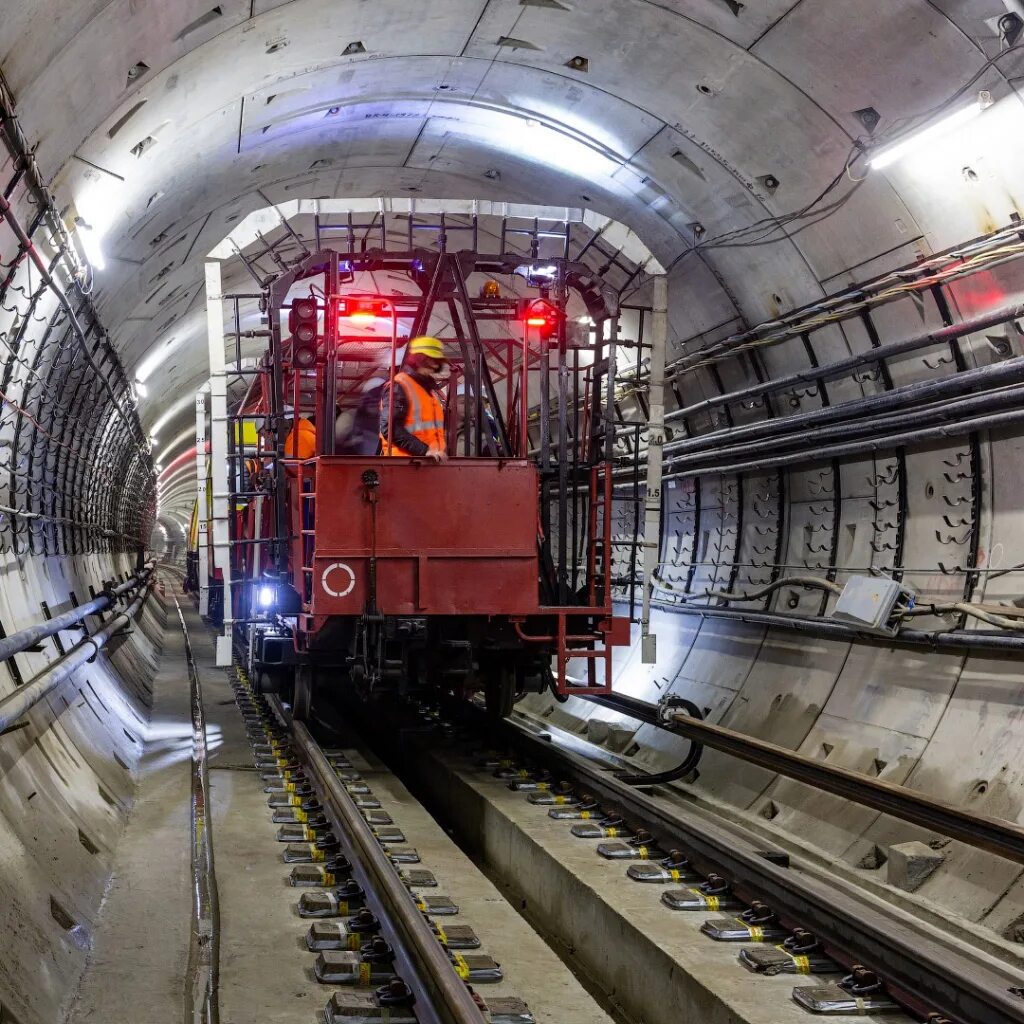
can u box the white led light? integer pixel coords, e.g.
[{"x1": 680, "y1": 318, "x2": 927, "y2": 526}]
[
  {"x1": 77, "y1": 223, "x2": 106, "y2": 271},
  {"x1": 257, "y1": 585, "x2": 275, "y2": 609},
  {"x1": 868, "y1": 103, "x2": 984, "y2": 170}
]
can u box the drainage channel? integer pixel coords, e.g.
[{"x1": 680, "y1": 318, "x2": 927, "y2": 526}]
[
  {"x1": 229, "y1": 665, "x2": 613, "y2": 1024},
  {"x1": 362, "y1": 699, "x2": 1024, "y2": 1024}
]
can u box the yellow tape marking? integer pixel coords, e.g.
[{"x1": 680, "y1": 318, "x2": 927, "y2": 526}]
[
  {"x1": 359, "y1": 961, "x2": 372, "y2": 984},
  {"x1": 638, "y1": 845, "x2": 649, "y2": 859},
  {"x1": 670, "y1": 869, "x2": 681, "y2": 881},
  {"x1": 435, "y1": 926, "x2": 447, "y2": 945},
  {"x1": 312, "y1": 848, "x2": 325, "y2": 862},
  {"x1": 606, "y1": 827, "x2": 618, "y2": 838},
  {"x1": 706, "y1": 895, "x2": 720, "y2": 911},
  {"x1": 579, "y1": 811, "x2": 591, "y2": 820},
  {"x1": 454, "y1": 954, "x2": 470, "y2": 980},
  {"x1": 748, "y1": 925, "x2": 764, "y2": 942}
]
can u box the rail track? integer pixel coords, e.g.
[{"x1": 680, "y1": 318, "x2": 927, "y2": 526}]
[
  {"x1": 226, "y1": 663, "x2": 541, "y2": 1024},
  {"x1": 174, "y1": 587, "x2": 1024, "y2": 1024},
  {"x1": 345, "y1": 695, "x2": 1024, "y2": 1024},
  {"x1": 488, "y1": 703, "x2": 1024, "y2": 1024}
]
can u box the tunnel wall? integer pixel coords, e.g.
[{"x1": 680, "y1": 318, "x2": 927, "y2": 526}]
[
  {"x1": 528, "y1": 243, "x2": 1024, "y2": 951},
  {"x1": 0, "y1": 555, "x2": 164, "y2": 1024}
]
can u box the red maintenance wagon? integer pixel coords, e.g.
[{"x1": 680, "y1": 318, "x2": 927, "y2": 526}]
[{"x1": 229, "y1": 238, "x2": 632, "y2": 718}]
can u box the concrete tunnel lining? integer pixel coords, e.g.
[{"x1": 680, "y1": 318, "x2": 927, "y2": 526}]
[{"x1": 2, "y1": 1, "x2": 1024, "y2": 1021}]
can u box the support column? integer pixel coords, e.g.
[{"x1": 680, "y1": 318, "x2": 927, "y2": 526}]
[
  {"x1": 195, "y1": 385, "x2": 211, "y2": 618},
  {"x1": 641, "y1": 274, "x2": 668, "y2": 664},
  {"x1": 205, "y1": 260, "x2": 233, "y2": 666}
]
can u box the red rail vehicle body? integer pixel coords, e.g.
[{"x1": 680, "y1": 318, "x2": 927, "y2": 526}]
[{"x1": 227, "y1": 237, "x2": 634, "y2": 718}]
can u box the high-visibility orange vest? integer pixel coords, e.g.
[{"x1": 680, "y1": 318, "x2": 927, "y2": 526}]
[
  {"x1": 380, "y1": 372, "x2": 445, "y2": 456},
  {"x1": 283, "y1": 418, "x2": 316, "y2": 460}
]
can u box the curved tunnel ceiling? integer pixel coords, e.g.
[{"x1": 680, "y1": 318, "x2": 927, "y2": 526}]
[
  {"x1": 5, "y1": 0, "x2": 1023, "y2": 469},
  {"x1": 5, "y1": 3, "x2": 1024, "y2": 1011}
]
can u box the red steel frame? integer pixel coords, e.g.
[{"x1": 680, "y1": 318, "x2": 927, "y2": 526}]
[{"x1": 246, "y1": 249, "x2": 632, "y2": 695}]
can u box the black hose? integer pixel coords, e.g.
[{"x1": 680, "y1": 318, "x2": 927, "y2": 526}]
[{"x1": 583, "y1": 693, "x2": 705, "y2": 786}]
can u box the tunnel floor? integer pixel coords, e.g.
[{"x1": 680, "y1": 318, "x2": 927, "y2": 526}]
[{"x1": 66, "y1": 591, "x2": 323, "y2": 1023}]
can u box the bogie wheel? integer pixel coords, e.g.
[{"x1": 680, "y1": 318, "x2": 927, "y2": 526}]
[
  {"x1": 484, "y1": 666, "x2": 516, "y2": 720},
  {"x1": 293, "y1": 664, "x2": 314, "y2": 721}
]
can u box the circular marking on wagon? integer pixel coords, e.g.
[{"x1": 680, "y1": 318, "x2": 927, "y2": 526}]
[{"x1": 321, "y1": 561, "x2": 356, "y2": 598}]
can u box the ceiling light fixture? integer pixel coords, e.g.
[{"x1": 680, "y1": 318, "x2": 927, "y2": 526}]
[
  {"x1": 74, "y1": 217, "x2": 107, "y2": 271},
  {"x1": 868, "y1": 97, "x2": 990, "y2": 170}
]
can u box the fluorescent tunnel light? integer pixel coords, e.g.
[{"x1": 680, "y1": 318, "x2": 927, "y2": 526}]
[{"x1": 868, "y1": 103, "x2": 985, "y2": 170}]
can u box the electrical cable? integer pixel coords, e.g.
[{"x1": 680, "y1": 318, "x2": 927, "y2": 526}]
[
  {"x1": 653, "y1": 570, "x2": 1024, "y2": 632},
  {"x1": 680, "y1": 43, "x2": 1024, "y2": 258}
]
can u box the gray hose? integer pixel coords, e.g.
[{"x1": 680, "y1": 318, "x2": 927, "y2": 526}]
[
  {"x1": 0, "y1": 584, "x2": 150, "y2": 733},
  {"x1": 0, "y1": 566, "x2": 151, "y2": 666}
]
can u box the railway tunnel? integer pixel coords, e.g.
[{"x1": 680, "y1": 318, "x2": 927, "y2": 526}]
[{"x1": 3, "y1": 3, "x2": 1024, "y2": 1023}]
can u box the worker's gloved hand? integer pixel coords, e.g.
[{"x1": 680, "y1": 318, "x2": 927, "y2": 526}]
[{"x1": 426, "y1": 446, "x2": 448, "y2": 464}]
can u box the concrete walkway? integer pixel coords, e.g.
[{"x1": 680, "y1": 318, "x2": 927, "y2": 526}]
[{"x1": 67, "y1": 585, "x2": 320, "y2": 1023}]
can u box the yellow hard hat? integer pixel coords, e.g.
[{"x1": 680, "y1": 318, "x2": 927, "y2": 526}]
[{"x1": 408, "y1": 336, "x2": 446, "y2": 361}]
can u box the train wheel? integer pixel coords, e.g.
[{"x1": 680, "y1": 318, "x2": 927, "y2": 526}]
[
  {"x1": 484, "y1": 667, "x2": 516, "y2": 720},
  {"x1": 293, "y1": 664, "x2": 314, "y2": 721}
]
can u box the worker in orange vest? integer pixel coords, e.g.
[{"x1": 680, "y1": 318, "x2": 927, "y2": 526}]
[
  {"x1": 379, "y1": 336, "x2": 448, "y2": 462},
  {"x1": 283, "y1": 414, "x2": 316, "y2": 461}
]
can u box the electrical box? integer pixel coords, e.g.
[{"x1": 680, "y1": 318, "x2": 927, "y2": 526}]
[
  {"x1": 829, "y1": 576, "x2": 915, "y2": 636},
  {"x1": 641, "y1": 632, "x2": 657, "y2": 664}
]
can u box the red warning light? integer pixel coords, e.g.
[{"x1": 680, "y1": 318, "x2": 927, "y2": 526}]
[
  {"x1": 522, "y1": 299, "x2": 560, "y2": 338},
  {"x1": 338, "y1": 297, "x2": 389, "y2": 322}
]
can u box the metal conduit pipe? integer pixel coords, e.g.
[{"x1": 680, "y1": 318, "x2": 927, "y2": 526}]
[
  {"x1": 670, "y1": 384, "x2": 1024, "y2": 468},
  {"x1": 648, "y1": 600, "x2": 1024, "y2": 650},
  {"x1": 663, "y1": 301, "x2": 1024, "y2": 427},
  {"x1": 663, "y1": 404, "x2": 1024, "y2": 481},
  {"x1": 0, "y1": 566, "x2": 152, "y2": 665},
  {"x1": 0, "y1": 583, "x2": 151, "y2": 733},
  {"x1": 663, "y1": 356, "x2": 1024, "y2": 458}
]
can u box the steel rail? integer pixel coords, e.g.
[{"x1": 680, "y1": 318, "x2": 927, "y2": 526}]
[
  {"x1": 176, "y1": 595, "x2": 220, "y2": 1024},
  {"x1": 501, "y1": 715, "x2": 1024, "y2": 1024},
  {"x1": 274, "y1": 704, "x2": 487, "y2": 1024},
  {"x1": 0, "y1": 581, "x2": 151, "y2": 733},
  {"x1": 585, "y1": 692, "x2": 1024, "y2": 864}
]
